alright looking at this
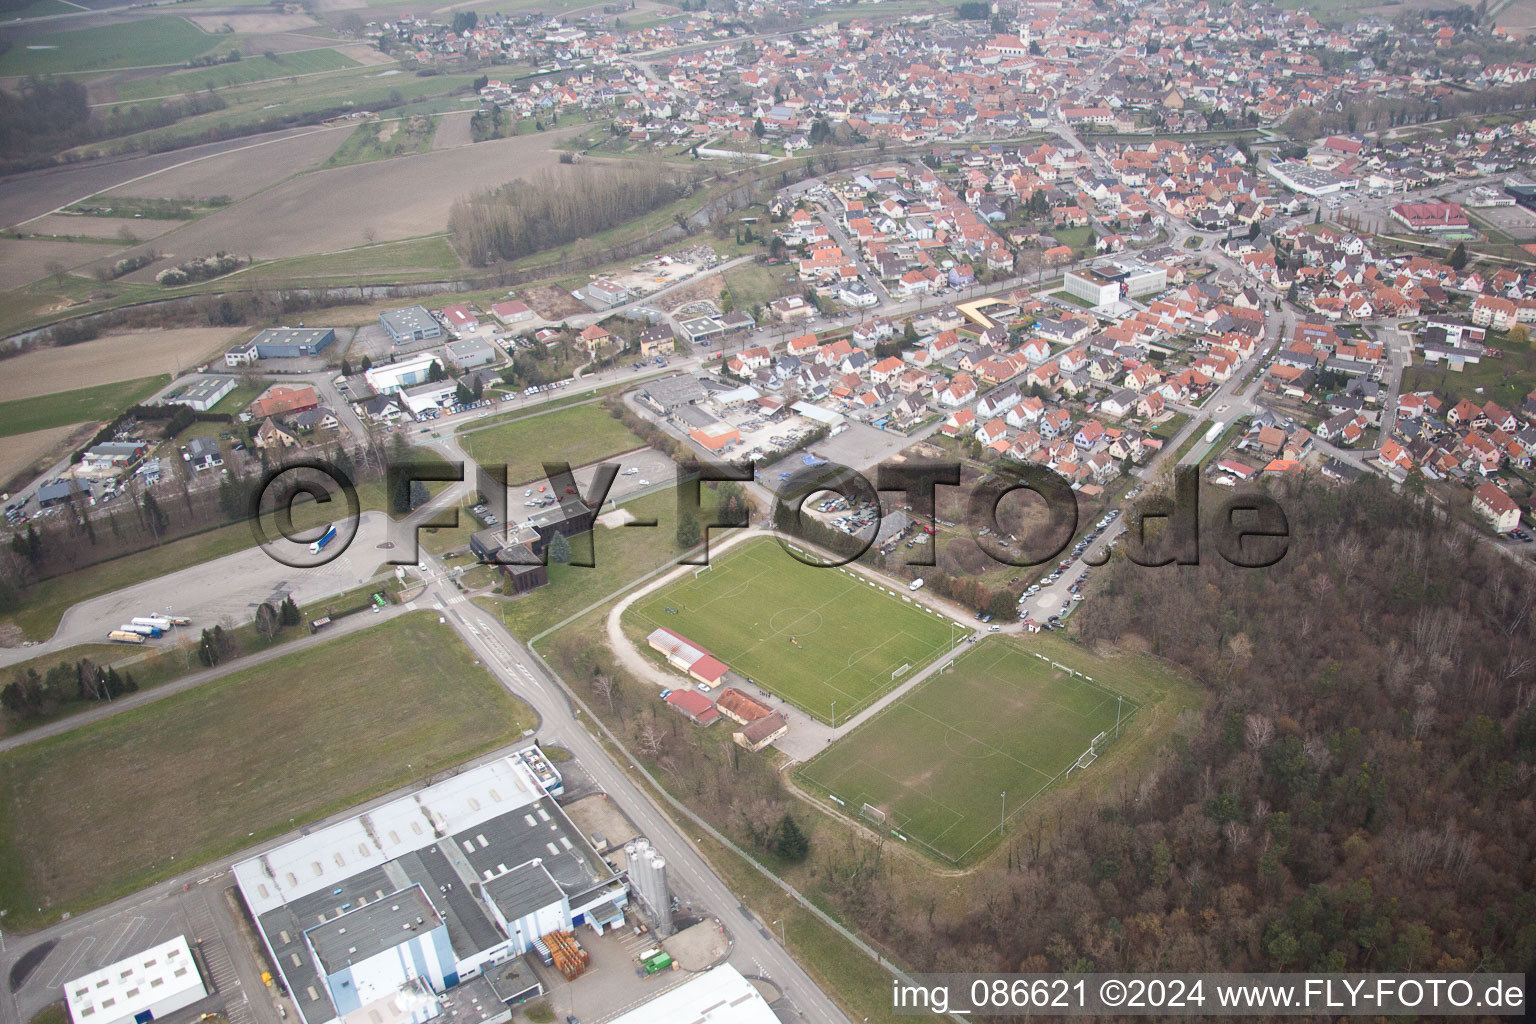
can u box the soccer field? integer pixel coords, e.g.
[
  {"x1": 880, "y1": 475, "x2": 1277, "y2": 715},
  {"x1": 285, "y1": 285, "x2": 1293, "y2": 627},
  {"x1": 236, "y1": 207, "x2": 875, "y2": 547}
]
[
  {"x1": 628, "y1": 538, "x2": 961, "y2": 724},
  {"x1": 796, "y1": 637, "x2": 1137, "y2": 864}
]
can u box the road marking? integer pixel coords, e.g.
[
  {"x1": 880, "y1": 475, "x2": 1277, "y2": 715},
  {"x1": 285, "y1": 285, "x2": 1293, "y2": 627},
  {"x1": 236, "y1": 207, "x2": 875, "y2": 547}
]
[
  {"x1": 101, "y1": 915, "x2": 147, "y2": 963},
  {"x1": 44, "y1": 937, "x2": 95, "y2": 989}
]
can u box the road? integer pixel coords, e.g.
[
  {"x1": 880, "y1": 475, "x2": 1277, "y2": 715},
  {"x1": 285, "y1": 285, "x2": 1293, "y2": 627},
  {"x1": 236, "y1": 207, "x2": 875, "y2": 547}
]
[{"x1": 404, "y1": 507, "x2": 853, "y2": 1024}]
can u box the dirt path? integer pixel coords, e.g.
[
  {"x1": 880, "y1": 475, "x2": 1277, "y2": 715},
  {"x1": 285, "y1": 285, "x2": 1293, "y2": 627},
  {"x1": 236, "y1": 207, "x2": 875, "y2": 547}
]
[{"x1": 431, "y1": 108, "x2": 475, "y2": 150}]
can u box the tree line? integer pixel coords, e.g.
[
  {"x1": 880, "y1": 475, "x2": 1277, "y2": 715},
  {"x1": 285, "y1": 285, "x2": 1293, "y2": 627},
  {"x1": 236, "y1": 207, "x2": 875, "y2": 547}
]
[
  {"x1": 544, "y1": 476, "x2": 1536, "y2": 992},
  {"x1": 449, "y1": 162, "x2": 705, "y2": 266},
  {"x1": 2, "y1": 657, "x2": 139, "y2": 720}
]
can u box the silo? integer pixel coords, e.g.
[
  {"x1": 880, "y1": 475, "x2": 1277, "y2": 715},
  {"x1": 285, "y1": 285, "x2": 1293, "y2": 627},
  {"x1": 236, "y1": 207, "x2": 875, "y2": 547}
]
[{"x1": 627, "y1": 838, "x2": 673, "y2": 935}]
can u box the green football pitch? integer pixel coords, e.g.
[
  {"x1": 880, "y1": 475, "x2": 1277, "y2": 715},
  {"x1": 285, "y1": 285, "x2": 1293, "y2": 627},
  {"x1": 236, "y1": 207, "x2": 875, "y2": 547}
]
[
  {"x1": 628, "y1": 538, "x2": 963, "y2": 724},
  {"x1": 796, "y1": 637, "x2": 1137, "y2": 864}
]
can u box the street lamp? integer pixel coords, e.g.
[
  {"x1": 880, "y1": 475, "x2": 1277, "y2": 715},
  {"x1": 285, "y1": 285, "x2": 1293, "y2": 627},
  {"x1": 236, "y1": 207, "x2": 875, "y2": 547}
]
[
  {"x1": 830, "y1": 700, "x2": 836, "y2": 729},
  {"x1": 771, "y1": 919, "x2": 786, "y2": 945}
]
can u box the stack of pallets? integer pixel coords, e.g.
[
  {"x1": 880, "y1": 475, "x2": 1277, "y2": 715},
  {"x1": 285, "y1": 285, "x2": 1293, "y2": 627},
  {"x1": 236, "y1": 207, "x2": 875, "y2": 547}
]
[{"x1": 542, "y1": 930, "x2": 591, "y2": 981}]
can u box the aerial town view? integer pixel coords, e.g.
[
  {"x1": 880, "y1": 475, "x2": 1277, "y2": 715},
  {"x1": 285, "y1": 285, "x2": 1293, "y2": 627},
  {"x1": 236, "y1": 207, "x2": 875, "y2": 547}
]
[{"x1": 1, "y1": 0, "x2": 1535, "y2": 1019}]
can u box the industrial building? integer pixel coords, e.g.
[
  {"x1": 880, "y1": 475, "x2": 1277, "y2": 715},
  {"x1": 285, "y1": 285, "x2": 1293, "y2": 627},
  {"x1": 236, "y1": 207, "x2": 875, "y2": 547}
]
[
  {"x1": 233, "y1": 755, "x2": 627, "y2": 1024},
  {"x1": 380, "y1": 306, "x2": 443, "y2": 344},
  {"x1": 1266, "y1": 160, "x2": 1357, "y2": 197},
  {"x1": 1390, "y1": 202, "x2": 1470, "y2": 233},
  {"x1": 163, "y1": 375, "x2": 234, "y2": 412},
  {"x1": 401, "y1": 381, "x2": 460, "y2": 417},
  {"x1": 604, "y1": 965, "x2": 777, "y2": 1024},
  {"x1": 445, "y1": 337, "x2": 497, "y2": 370},
  {"x1": 226, "y1": 328, "x2": 337, "y2": 365},
  {"x1": 63, "y1": 935, "x2": 207, "y2": 1024},
  {"x1": 365, "y1": 354, "x2": 441, "y2": 395},
  {"x1": 1064, "y1": 260, "x2": 1167, "y2": 307}
]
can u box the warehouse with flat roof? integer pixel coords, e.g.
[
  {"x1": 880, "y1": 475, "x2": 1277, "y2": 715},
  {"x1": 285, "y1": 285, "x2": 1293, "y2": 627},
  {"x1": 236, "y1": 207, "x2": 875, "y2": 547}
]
[
  {"x1": 233, "y1": 756, "x2": 627, "y2": 1024},
  {"x1": 162, "y1": 375, "x2": 234, "y2": 412},
  {"x1": 63, "y1": 935, "x2": 207, "y2": 1024},
  {"x1": 380, "y1": 306, "x2": 443, "y2": 344},
  {"x1": 226, "y1": 327, "x2": 337, "y2": 365}
]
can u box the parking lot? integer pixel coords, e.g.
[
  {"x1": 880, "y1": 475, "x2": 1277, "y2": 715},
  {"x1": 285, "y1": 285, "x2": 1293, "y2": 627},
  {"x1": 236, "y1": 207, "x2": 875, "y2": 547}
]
[{"x1": 5, "y1": 876, "x2": 271, "y2": 1024}]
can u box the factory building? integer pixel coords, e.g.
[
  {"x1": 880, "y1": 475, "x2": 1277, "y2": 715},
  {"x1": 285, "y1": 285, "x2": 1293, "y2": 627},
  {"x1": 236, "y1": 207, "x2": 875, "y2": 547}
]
[
  {"x1": 233, "y1": 755, "x2": 627, "y2": 1024},
  {"x1": 379, "y1": 306, "x2": 443, "y2": 344},
  {"x1": 63, "y1": 935, "x2": 207, "y2": 1024},
  {"x1": 226, "y1": 328, "x2": 337, "y2": 365}
]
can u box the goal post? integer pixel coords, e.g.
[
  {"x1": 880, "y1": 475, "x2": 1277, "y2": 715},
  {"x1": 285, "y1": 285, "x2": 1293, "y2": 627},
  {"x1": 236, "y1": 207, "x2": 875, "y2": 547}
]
[
  {"x1": 861, "y1": 802, "x2": 887, "y2": 824},
  {"x1": 891, "y1": 662, "x2": 911, "y2": 681}
]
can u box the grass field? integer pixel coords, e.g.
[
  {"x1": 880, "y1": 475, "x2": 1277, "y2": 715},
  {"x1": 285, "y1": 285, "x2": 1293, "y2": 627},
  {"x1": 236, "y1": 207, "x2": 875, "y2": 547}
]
[
  {"x1": 459, "y1": 402, "x2": 645, "y2": 487},
  {"x1": 0, "y1": 612, "x2": 531, "y2": 930},
  {"x1": 476, "y1": 485, "x2": 725, "y2": 640},
  {"x1": 627, "y1": 538, "x2": 960, "y2": 724},
  {"x1": 795, "y1": 637, "x2": 1137, "y2": 864},
  {"x1": 112, "y1": 47, "x2": 362, "y2": 101},
  {"x1": 0, "y1": 16, "x2": 218, "y2": 76},
  {"x1": 0, "y1": 375, "x2": 169, "y2": 438},
  {"x1": 720, "y1": 261, "x2": 793, "y2": 313},
  {"x1": 323, "y1": 114, "x2": 438, "y2": 168}
]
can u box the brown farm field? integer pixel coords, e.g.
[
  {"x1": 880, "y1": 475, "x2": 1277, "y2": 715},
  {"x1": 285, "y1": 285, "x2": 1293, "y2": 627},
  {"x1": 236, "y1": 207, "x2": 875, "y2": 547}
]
[
  {"x1": 107, "y1": 124, "x2": 588, "y2": 265},
  {"x1": 0, "y1": 239, "x2": 122, "y2": 291},
  {"x1": 23, "y1": 214, "x2": 180, "y2": 243},
  {"x1": 101, "y1": 124, "x2": 355, "y2": 202},
  {"x1": 0, "y1": 328, "x2": 242, "y2": 402},
  {"x1": 184, "y1": 12, "x2": 320, "y2": 32},
  {"x1": 0, "y1": 424, "x2": 87, "y2": 487}
]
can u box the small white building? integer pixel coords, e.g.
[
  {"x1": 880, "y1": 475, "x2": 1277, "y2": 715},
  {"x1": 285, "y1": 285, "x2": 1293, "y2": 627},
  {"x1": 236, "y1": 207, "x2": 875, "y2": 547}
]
[
  {"x1": 401, "y1": 380, "x2": 459, "y2": 417},
  {"x1": 163, "y1": 375, "x2": 234, "y2": 412},
  {"x1": 365, "y1": 353, "x2": 440, "y2": 395},
  {"x1": 64, "y1": 935, "x2": 207, "y2": 1024}
]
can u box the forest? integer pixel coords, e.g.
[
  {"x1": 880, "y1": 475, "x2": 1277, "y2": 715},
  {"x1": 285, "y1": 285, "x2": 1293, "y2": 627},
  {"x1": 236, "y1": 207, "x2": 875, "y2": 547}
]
[
  {"x1": 547, "y1": 477, "x2": 1535, "y2": 991},
  {"x1": 448, "y1": 161, "x2": 704, "y2": 266}
]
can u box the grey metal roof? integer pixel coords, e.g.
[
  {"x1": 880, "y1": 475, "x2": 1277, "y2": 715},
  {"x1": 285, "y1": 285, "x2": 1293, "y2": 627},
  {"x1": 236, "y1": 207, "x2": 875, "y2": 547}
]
[
  {"x1": 482, "y1": 862, "x2": 563, "y2": 923},
  {"x1": 305, "y1": 885, "x2": 442, "y2": 975}
]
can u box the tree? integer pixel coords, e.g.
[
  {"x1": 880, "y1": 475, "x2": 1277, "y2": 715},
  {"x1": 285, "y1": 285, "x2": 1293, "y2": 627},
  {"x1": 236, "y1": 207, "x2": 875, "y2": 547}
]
[
  {"x1": 254, "y1": 600, "x2": 280, "y2": 641},
  {"x1": 451, "y1": 10, "x2": 477, "y2": 33},
  {"x1": 676, "y1": 511, "x2": 701, "y2": 549},
  {"x1": 1509, "y1": 323, "x2": 1530, "y2": 345},
  {"x1": 775, "y1": 813, "x2": 810, "y2": 862},
  {"x1": 428, "y1": 360, "x2": 447, "y2": 383},
  {"x1": 141, "y1": 491, "x2": 168, "y2": 540},
  {"x1": 340, "y1": 357, "x2": 353, "y2": 377},
  {"x1": 1449, "y1": 241, "x2": 1469, "y2": 271},
  {"x1": 409, "y1": 480, "x2": 430, "y2": 509},
  {"x1": 392, "y1": 471, "x2": 413, "y2": 514},
  {"x1": 280, "y1": 595, "x2": 301, "y2": 626},
  {"x1": 548, "y1": 531, "x2": 572, "y2": 564},
  {"x1": 753, "y1": 117, "x2": 766, "y2": 138}
]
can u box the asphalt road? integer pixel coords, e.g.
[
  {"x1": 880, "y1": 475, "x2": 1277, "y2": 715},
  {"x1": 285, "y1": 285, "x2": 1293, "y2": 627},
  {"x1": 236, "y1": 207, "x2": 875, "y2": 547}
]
[{"x1": 410, "y1": 533, "x2": 854, "y2": 1024}]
